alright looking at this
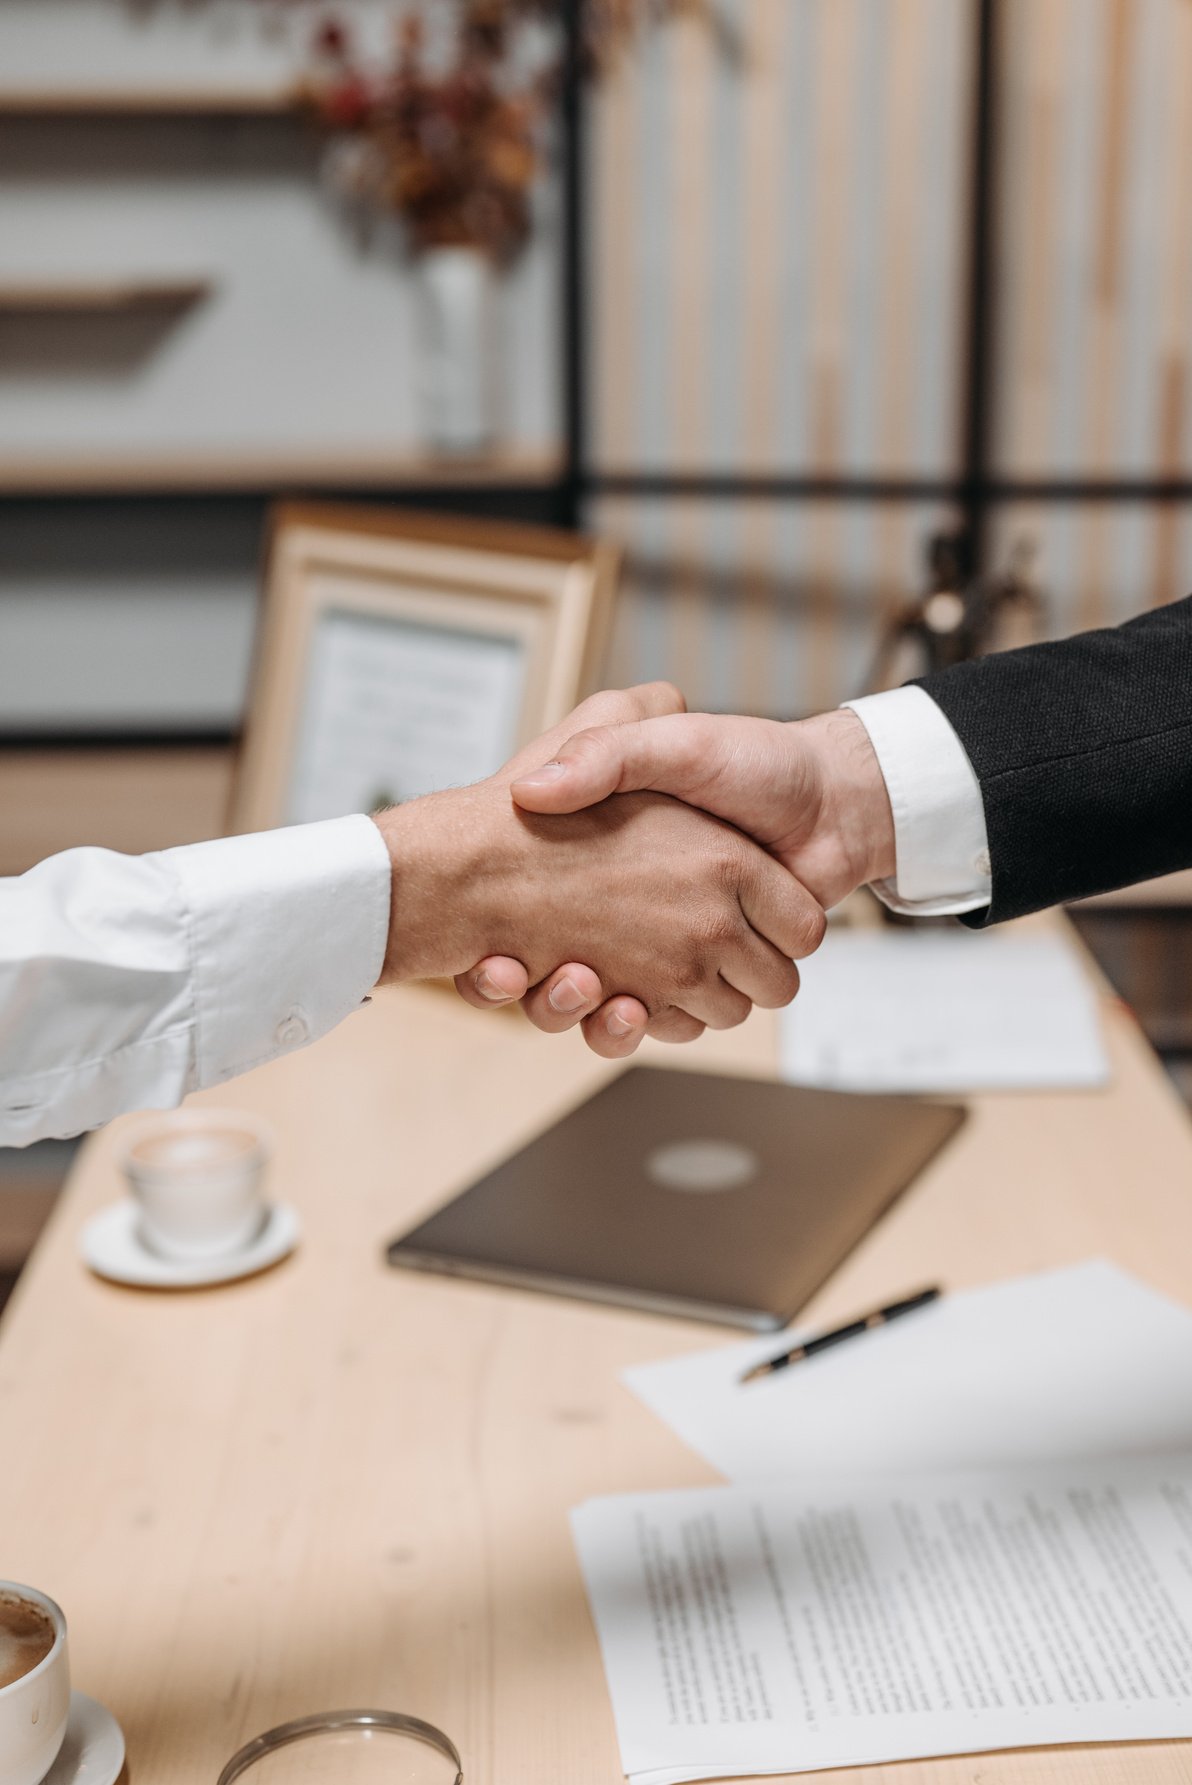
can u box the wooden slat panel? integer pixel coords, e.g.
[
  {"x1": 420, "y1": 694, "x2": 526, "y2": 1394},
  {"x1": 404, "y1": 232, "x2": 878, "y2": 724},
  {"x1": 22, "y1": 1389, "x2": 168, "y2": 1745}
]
[
  {"x1": 588, "y1": 0, "x2": 972, "y2": 476},
  {"x1": 1151, "y1": 0, "x2": 1192, "y2": 599},
  {"x1": 806, "y1": 0, "x2": 859, "y2": 476},
  {"x1": 593, "y1": 496, "x2": 954, "y2": 716},
  {"x1": 738, "y1": 2, "x2": 788, "y2": 477},
  {"x1": 668, "y1": 499, "x2": 715, "y2": 702},
  {"x1": 668, "y1": 5, "x2": 715, "y2": 475},
  {"x1": 996, "y1": 0, "x2": 1192, "y2": 477},
  {"x1": 595, "y1": 0, "x2": 1191, "y2": 485},
  {"x1": 875, "y1": 0, "x2": 932, "y2": 469},
  {"x1": 589, "y1": 26, "x2": 639, "y2": 468},
  {"x1": 988, "y1": 502, "x2": 1192, "y2": 640},
  {"x1": 0, "y1": 746, "x2": 234, "y2": 876}
]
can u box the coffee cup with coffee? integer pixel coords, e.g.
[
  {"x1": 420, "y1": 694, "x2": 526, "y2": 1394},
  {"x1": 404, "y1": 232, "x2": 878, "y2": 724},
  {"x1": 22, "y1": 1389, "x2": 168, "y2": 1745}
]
[
  {"x1": 0, "y1": 1582, "x2": 70, "y2": 1785},
  {"x1": 122, "y1": 1108, "x2": 273, "y2": 1263}
]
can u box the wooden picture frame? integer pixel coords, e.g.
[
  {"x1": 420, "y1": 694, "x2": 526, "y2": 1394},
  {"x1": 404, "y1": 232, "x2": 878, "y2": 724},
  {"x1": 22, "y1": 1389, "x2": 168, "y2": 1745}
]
[{"x1": 229, "y1": 502, "x2": 619, "y2": 834}]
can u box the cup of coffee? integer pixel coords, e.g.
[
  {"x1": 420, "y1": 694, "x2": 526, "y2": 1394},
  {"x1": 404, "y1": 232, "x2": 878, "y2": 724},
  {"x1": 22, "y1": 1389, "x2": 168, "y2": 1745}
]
[
  {"x1": 0, "y1": 1583, "x2": 70, "y2": 1785},
  {"x1": 122, "y1": 1108, "x2": 273, "y2": 1262}
]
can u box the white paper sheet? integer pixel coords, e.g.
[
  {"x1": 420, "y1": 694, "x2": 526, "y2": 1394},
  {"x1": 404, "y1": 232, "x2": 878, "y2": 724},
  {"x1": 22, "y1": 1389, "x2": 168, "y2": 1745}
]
[
  {"x1": 625, "y1": 1261, "x2": 1192, "y2": 1482},
  {"x1": 573, "y1": 1454, "x2": 1192, "y2": 1781},
  {"x1": 779, "y1": 928, "x2": 1109, "y2": 1092}
]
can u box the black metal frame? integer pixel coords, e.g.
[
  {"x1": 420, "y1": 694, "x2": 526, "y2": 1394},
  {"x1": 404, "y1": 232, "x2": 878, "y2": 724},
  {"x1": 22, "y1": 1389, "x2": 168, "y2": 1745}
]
[{"x1": 958, "y1": 0, "x2": 999, "y2": 573}]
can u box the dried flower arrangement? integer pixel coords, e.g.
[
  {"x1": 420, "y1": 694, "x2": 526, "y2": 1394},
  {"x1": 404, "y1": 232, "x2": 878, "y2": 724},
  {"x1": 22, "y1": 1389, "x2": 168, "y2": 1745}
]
[{"x1": 305, "y1": 1, "x2": 730, "y2": 263}]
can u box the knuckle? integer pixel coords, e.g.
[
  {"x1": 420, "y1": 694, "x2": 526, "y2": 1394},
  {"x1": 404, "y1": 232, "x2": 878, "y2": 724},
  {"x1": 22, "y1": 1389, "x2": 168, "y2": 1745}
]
[
  {"x1": 707, "y1": 994, "x2": 751, "y2": 1032},
  {"x1": 576, "y1": 723, "x2": 617, "y2": 753},
  {"x1": 647, "y1": 1007, "x2": 696, "y2": 1043},
  {"x1": 703, "y1": 845, "x2": 740, "y2": 899},
  {"x1": 669, "y1": 953, "x2": 707, "y2": 996},
  {"x1": 759, "y1": 959, "x2": 801, "y2": 1009},
  {"x1": 716, "y1": 834, "x2": 752, "y2": 885},
  {"x1": 697, "y1": 905, "x2": 741, "y2": 952},
  {"x1": 791, "y1": 899, "x2": 828, "y2": 959},
  {"x1": 575, "y1": 680, "x2": 684, "y2": 729},
  {"x1": 636, "y1": 678, "x2": 686, "y2": 718},
  {"x1": 559, "y1": 723, "x2": 617, "y2": 769},
  {"x1": 570, "y1": 689, "x2": 622, "y2": 728}
]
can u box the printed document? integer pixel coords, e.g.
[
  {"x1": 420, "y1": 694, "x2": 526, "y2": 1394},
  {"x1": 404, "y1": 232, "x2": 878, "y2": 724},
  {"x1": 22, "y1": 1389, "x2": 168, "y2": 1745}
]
[
  {"x1": 780, "y1": 927, "x2": 1108, "y2": 1092},
  {"x1": 573, "y1": 1455, "x2": 1192, "y2": 1782},
  {"x1": 625, "y1": 1261, "x2": 1192, "y2": 1482}
]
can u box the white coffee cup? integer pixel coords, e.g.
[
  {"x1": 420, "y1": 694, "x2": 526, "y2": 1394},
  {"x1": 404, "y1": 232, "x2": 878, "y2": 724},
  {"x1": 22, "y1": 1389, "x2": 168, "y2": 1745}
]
[
  {"x1": 0, "y1": 1582, "x2": 70, "y2": 1785},
  {"x1": 122, "y1": 1108, "x2": 273, "y2": 1262}
]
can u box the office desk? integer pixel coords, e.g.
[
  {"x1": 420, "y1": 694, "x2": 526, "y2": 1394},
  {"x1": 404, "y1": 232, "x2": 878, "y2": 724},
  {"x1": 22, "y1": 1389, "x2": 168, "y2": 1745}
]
[{"x1": 4, "y1": 955, "x2": 1192, "y2": 1785}]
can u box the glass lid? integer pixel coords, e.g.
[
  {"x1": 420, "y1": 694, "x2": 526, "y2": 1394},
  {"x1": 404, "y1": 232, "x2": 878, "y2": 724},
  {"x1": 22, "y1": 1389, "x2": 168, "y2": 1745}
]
[{"x1": 217, "y1": 1710, "x2": 463, "y2": 1785}]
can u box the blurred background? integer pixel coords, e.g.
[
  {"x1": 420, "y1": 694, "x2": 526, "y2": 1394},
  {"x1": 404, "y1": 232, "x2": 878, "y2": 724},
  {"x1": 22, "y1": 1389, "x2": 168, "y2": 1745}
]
[{"x1": 3, "y1": 0, "x2": 1192, "y2": 1297}]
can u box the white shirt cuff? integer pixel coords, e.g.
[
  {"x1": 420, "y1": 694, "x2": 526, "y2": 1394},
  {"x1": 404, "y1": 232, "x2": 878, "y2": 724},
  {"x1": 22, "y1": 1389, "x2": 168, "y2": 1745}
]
[
  {"x1": 844, "y1": 687, "x2": 991, "y2": 916},
  {"x1": 159, "y1": 813, "x2": 391, "y2": 1088}
]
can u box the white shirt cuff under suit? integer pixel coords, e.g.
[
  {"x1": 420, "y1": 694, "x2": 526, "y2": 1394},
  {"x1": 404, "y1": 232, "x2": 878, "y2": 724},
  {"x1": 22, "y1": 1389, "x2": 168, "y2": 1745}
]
[
  {"x1": 843, "y1": 686, "x2": 992, "y2": 917},
  {"x1": 0, "y1": 814, "x2": 390, "y2": 1147}
]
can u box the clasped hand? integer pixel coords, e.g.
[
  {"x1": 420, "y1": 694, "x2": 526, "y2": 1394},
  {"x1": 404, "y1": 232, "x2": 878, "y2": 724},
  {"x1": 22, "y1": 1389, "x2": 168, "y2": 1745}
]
[
  {"x1": 374, "y1": 681, "x2": 896, "y2": 1058},
  {"x1": 373, "y1": 682, "x2": 828, "y2": 1055}
]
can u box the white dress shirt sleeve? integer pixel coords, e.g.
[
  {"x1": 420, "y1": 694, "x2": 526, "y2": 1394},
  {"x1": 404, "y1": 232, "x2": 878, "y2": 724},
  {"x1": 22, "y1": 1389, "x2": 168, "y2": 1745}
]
[
  {"x1": 844, "y1": 686, "x2": 992, "y2": 916},
  {"x1": 0, "y1": 814, "x2": 390, "y2": 1148}
]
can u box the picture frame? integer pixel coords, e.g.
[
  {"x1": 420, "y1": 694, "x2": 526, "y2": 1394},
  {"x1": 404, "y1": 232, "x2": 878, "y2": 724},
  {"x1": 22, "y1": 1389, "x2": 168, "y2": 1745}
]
[{"x1": 229, "y1": 501, "x2": 620, "y2": 834}]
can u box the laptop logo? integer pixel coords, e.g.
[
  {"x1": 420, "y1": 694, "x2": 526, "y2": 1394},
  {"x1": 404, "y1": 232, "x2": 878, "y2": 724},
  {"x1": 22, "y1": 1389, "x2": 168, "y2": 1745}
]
[{"x1": 646, "y1": 1139, "x2": 759, "y2": 1194}]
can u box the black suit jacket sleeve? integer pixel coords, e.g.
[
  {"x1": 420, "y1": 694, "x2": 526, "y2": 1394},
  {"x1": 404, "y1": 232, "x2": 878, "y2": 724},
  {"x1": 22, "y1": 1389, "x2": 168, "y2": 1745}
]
[{"x1": 912, "y1": 594, "x2": 1192, "y2": 926}]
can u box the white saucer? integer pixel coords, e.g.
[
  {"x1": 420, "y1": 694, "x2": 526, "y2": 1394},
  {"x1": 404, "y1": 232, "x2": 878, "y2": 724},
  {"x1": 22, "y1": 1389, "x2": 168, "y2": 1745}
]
[
  {"x1": 43, "y1": 1691, "x2": 125, "y2": 1785},
  {"x1": 80, "y1": 1199, "x2": 300, "y2": 1289}
]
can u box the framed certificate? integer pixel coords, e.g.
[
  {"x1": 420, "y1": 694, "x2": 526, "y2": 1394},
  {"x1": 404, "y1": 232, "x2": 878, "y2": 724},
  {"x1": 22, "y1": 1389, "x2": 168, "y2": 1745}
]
[{"x1": 229, "y1": 502, "x2": 619, "y2": 832}]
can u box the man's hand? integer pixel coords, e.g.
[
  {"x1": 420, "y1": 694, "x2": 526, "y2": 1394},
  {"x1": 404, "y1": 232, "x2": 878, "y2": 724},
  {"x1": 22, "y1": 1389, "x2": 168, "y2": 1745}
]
[
  {"x1": 511, "y1": 708, "x2": 895, "y2": 904},
  {"x1": 505, "y1": 707, "x2": 894, "y2": 1039},
  {"x1": 371, "y1": 698, "x2": 825, "y2": 1043},
  {"x1": 460, "y1": 683, "x2": 699, "y2": 1057}
]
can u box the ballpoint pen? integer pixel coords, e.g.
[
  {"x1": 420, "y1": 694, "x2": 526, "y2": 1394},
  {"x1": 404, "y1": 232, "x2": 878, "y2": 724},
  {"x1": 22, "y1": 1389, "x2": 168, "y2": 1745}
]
[{"x1": 739, "y1": 1286, "x2": 942, "y2": 1384}]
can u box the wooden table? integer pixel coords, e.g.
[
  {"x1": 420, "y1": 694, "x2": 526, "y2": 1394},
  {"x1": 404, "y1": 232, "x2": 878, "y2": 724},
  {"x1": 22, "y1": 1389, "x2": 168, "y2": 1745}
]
[{"x1": 4, "y1": 941, "x2": 1192, "y2": 1784}]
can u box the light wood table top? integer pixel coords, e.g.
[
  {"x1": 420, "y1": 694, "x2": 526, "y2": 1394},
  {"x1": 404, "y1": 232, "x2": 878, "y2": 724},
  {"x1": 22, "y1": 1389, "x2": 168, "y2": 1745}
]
[{"x1": 4, "y1": 934, "x2": 1192, "y2": 1785}]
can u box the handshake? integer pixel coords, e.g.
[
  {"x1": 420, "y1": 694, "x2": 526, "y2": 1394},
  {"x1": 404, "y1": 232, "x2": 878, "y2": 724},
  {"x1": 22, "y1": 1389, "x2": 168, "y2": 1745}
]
[{"x1": 373, "y1": 683, "x2": 897, "y2": 1056}]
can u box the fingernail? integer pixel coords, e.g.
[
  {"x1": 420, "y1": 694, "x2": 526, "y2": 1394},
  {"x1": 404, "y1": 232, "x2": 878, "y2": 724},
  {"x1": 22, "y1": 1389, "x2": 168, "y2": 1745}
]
[
  {"x1": 515, "y1": 760, "x2": 568, "y2": 786},
  {"x1": 548, "y1": 975, "x2": 589, "y2": 1014},
  {"x1": 475, "y1": 971, "x2": 510, "y2": 1003},
  {"x1": 606, "y1": 1012, "x2": 635, "y2": 1038}
]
